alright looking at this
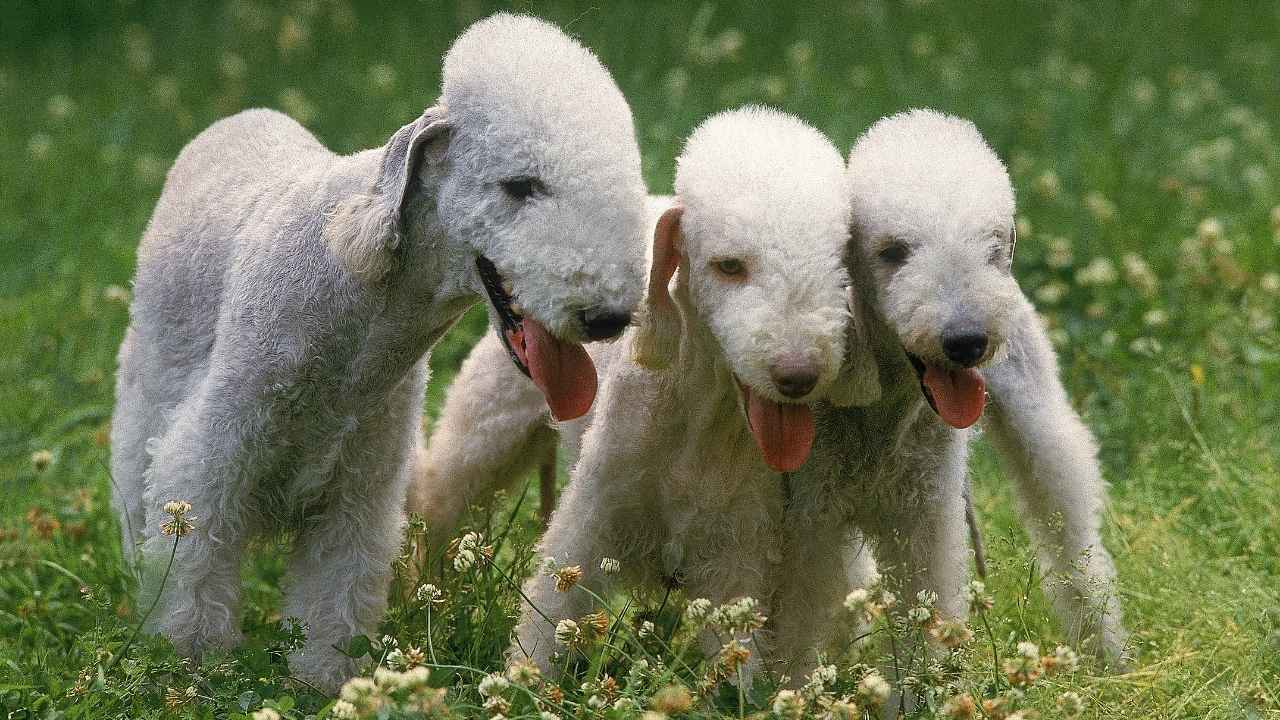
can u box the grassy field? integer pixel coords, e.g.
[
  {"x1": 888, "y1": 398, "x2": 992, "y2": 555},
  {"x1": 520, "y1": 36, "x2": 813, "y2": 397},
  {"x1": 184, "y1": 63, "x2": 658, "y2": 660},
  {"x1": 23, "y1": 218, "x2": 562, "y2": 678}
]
[{"x1": 2, "y1": 1, "x2": 1279, "y2": 717}]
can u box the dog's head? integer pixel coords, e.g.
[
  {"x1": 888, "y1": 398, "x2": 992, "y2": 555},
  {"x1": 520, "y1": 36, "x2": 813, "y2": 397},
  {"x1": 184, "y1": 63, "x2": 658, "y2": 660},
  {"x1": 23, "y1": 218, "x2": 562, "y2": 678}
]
[
  {"x1": 326, "y1": 13, "x2": 648, "y2": 421},
  {"x1": 635, "y1": 107, "x2": 852, "y2": 471},
  {"x1": 845, "y1": 109, "x2": 1021, "y2": 429}
]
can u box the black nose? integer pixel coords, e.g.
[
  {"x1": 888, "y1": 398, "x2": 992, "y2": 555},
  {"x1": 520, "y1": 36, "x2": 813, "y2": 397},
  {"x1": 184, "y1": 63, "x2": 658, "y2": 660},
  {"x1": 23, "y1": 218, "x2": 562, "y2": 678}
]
[
  {"x1": 942, "y1": 325, "x2": 989, "y2": 367},
  {"x1": 769, "y1": 356, "x2": 819, "y2": 399},
  {"x1": 579, "y1": 307, "x2": 632, "y2": 341}
]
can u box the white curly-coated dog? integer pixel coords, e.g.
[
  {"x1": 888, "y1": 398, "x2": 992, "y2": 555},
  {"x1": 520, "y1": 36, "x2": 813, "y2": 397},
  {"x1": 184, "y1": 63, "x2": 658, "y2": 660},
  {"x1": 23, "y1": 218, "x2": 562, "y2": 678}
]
[
  {"x1": 412, "y1": 109, "x2": 1128, "y2": 683},
  {"x1": 506, "y1": 107, "x2": 868, "y2": 680},
  {"x1": 779, "y1": 109, "x2": 1127, "y2": 679},
  {"x1": 109, "y1": 13, "x2": 648, "y2": 690}
]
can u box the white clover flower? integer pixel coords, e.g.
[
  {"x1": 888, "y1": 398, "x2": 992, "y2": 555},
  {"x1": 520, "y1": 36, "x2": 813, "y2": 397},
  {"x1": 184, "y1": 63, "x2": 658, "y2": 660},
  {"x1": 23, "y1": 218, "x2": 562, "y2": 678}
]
[
  {"x1": 1051, "y1": 644, "x2": 1080, "y2": 673},
  {"x1": 368, "y1": 63, "x2": 397, "y2": 93},
  {"x1": 373, "y1": 666, "x2": 404, "y2": 689},
  {"x1": 599, "y1": 557, "x2": 621, "y2": 575},
  {"x1": 1143, "y1": 308, "x2": 1169, "y2": 327},
  {"x1": 879, "y1": 590, "x2": 897, "y2": 608},
  {"x1": 772, "y1": 688, "x2": 805, "y2": 719},
  {"x1": 400, "y1": 666, "x2": 430, "y2": 688},
  {"x1": 539, "y1": 712, "x2": 560, "y2": 720},
  {"x1": 416, "y1": 583, "x2": 444, "y2": 604},
  {"x1": 907, "y1": 606, "x2": 932, "y2": 624},
  {"x1": 638, "y1": 620, "x2": 655, "y2": 638},
  {"x1": 908, "y1": 32, "x2": 935, "y2": 58},
  {"x1": 1075, "y1": 257, "x2": 1118, "y2": 286},
  {"x1": 219, "y1": 51, "x2": 246, "y2": 81},
  {"x1": 501, "y1": 661, "x2": 536, "y2": 687},
  {"x1": 478, "y1": 672, "x2": 509, "y2": 698},
  {"x1": 554, "y1": 619, "x2": 581, "y2": 647},
  {"x1": 1122, "y1": 253, "x2": 1159, "y2": 296},
  {"x1": 915, "y1": 589, "x2": 937, "y2": 608},
  {"x1": 585, "y1": 694, "x2": 607, "y2": 710},
  {"x1": 1261, "y1": 272, "x2": 1280, "y2": 294},
  {"x1": 278, "y1": 87, "x2": 316, "y2": 125},
  {"x1": 1034, "y1": 170, "x2": 1061, "y2": 199},
  {"x1": 857, "y1": 671, "x2": 891, "y2": 706},
  {"x1": 46, "y1": 94, "x2": 77, "y2": 122},
  {"x1": 1034, "y1": 281, "x2": 1067, "y2": 305},
  {"x1": 1197, "y1": 217, "x2": 1224, "y2": 244},
  {"x1": 1016, "y1": 641, "x2": 1040, "y2": 660},
  {"x1": 810, "y1": 663, "x2": 837, "y2": 687},
  {"x1": 1057, "y1": 690, "x2": 1086, "y2": 717},
  {"x1": 1129, "y1": 336, "x2": 1163, "y2": 357},
  {"x1": 339, "y1": 676, "x2": 378, "y2": 702},
  {"x1": 31, "y1": 449, "x2": 54, "y2": 473},
  {"x1": 1249, "y1": 307, "x2": 1275, "y2": 332},
  {"x1": 1046, "y1": 236, "x2": 1074, "y2": 268},
  {"x1": 103, "y1": 284, "x2": 131, "y2": 304},
  {"x1": 28, "y1": 133, "x2": 52, "y2": 160},
  {"x1": 330, "y1": 699, "x2": 357, "y2": 719},
  {"x1": 250, "y1": 709, "x2": 280, "y2": 720},
  {"x1": 384, "y1": 648, "x2": 407, "y2": 670},
  {"x1": 685, "y1": 597, "x2": 713, "y2": 624},
  {"x1": 710, "y1": 596, "x2": 766, "y2": 633},
  {"x1": 843, "y1": 589, "x2": 870, "y2": 612},
  {"x1": 453, "y1": 531, "x2": 484, "y2": 572},
  {"x1": 1131, "y1": 77, "x2": 1157, "y2": 106}
]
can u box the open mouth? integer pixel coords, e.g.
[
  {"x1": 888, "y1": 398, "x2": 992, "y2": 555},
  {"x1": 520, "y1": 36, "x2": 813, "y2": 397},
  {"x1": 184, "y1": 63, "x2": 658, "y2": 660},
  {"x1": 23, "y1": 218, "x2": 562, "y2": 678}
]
[
  {"x1": 906, "y1": 351, "x2": 986, "y2": 429},
  {"x1": 736, "y1": 378, "x2": 816, "y2": 472},
  {"x1": 475, "y1": 256, "x2": 597, "y2": 421}
]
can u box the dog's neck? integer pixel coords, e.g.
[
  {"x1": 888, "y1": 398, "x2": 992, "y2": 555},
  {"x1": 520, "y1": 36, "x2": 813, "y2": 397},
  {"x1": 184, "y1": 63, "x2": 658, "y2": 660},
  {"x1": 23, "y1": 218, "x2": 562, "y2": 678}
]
[{"x1": 324, "y1": 152, "x2": 480, "y2": 399}]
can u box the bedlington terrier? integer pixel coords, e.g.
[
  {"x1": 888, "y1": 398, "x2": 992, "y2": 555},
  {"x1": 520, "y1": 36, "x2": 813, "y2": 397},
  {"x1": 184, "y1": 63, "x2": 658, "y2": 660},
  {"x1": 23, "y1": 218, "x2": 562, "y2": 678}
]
[
  {"x1": 508, "y1": 107, "x2": 869, "y2": 679},
  {"x1": 417, "y1": 110, "x2": 1128, "y2": 681},
  {"x1": 777, "y1": 109, "x2": 1127, "y2": 679},
  {"x1": 109, "y1": 13, "x2": 647, "y2": 690}
]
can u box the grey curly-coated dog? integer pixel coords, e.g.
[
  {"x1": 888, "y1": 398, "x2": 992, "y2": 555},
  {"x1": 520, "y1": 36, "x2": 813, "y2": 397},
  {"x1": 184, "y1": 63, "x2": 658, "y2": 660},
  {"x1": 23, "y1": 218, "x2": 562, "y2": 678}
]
[{"x1": 110, "y1": 13, "x2": 648, "y2": 690}]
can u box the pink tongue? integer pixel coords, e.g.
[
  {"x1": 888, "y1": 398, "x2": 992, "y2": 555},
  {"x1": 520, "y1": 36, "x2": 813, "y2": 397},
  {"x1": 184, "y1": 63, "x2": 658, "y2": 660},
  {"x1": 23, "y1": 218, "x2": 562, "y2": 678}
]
[
  {"x1": 922, "y1": 365, "x2": 986, "y2": 428},
  {"x1": 746, "y1": 390, "x2": 816, "y2": 472},
  {"x1": 523, "y1": 318, "x2": 598, "y2": 421}
]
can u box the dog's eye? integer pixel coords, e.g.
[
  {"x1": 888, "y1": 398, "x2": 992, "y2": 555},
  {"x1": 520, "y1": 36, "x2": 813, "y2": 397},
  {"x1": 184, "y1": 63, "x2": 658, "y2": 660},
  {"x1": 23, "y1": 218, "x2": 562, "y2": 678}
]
[
  {"x1": 500, "y1": 177, "x2": 539, "y2": 201},
  {"x1": 878, "y1": 242, "x2": 911, "y2": 265},
  {"x1": 711, "y1": 258, "x2": 747, "y2": 279}
]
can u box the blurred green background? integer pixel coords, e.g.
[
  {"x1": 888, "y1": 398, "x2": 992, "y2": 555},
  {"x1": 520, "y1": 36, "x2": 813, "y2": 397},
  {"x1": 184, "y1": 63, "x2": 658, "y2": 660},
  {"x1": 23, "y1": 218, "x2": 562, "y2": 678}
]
[{"x1": 1, "y1": 1, "x2": 1278, "y2": 717}]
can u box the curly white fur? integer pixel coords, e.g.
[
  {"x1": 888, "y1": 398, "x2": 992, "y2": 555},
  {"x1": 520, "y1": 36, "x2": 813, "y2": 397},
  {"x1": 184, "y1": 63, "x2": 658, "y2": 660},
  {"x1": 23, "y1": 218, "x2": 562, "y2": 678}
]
[
  {"x1": 109, "y1": 13, "x2": 647, "y2": 691},
  {"x1": 503, "y1": 108, "x2": 855, "y2": 680},
  {"x1": 412, "y1": 110, "x2": 1128, "y2": 689}
]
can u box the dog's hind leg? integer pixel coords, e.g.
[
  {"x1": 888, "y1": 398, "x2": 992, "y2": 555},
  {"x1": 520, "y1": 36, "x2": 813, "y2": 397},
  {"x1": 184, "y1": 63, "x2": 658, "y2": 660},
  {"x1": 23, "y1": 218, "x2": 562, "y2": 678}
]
[
  {"x1": 982, "y1": 303, "x2": 1128, "y2": 667},
  {"x1": 408, "y1": 332, "x2": 555, "y2": 553}
]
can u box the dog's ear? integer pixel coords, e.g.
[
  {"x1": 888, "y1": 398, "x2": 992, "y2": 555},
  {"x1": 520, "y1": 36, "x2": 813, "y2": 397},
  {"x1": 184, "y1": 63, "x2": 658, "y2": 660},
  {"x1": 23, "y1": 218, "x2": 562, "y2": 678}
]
[
  {"x1": 631, "y1": 204, "x2": 684, "y2": 369},
  {"x1": 325, "y1": 106, "x2": 451, "y2": 282},
  {"x1": 827, "y1": 282, "x2": 883, "y2": 407}
]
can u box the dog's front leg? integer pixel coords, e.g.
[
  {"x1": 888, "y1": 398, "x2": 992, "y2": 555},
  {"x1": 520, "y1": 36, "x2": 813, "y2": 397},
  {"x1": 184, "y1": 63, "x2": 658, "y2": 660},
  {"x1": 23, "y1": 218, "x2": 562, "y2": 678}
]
[
  {"x1": 139, "y1": 369, "x2": 268, "y2": 660},
  {"x1": 282, "y1": 482, "x2": 406, "y2": 693},
  {"x1": 982, "y1": 302, "x2": 1128, "y2": 667},
  {"x1": 769, "y1": 510, "x2": 852, "y2": 684},
  {"x1": 865, "y1": 453, "x2": 970, "y2": 717}
]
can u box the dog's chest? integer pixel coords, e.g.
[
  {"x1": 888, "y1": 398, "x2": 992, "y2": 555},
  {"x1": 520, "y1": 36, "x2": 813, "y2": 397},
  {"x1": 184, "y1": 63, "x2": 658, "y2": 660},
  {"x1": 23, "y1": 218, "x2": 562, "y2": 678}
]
[{"x1": 805, "y1": 389, "x2": 955, "y2": 515}]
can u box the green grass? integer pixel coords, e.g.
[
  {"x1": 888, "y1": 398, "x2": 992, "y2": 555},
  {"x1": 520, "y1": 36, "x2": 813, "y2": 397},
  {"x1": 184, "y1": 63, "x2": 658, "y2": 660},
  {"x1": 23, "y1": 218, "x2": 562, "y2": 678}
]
[{"x1": 2, "y1": 1, "x2": 1279, "y2": 717}]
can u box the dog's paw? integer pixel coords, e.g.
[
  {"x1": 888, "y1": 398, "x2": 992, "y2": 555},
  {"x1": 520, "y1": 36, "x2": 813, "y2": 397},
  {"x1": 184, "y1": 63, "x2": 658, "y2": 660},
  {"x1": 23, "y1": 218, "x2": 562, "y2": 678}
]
[{"x1": 289, "y1": 644, "x2": 359, "y2": 695}]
